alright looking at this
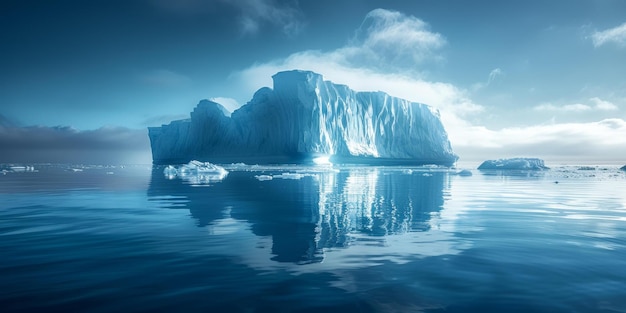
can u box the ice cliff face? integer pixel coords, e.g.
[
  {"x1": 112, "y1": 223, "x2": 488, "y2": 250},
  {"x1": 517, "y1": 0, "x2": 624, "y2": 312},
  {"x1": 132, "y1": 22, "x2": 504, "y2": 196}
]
[{"x1": 149, "y1": 70, "x2": 458, "y2": 166}]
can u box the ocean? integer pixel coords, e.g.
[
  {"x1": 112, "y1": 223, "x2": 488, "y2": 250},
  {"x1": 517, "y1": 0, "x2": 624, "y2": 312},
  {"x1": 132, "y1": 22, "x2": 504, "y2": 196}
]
[{"x1": 1, "y1": 164, "x2": 625, "y2": 312}]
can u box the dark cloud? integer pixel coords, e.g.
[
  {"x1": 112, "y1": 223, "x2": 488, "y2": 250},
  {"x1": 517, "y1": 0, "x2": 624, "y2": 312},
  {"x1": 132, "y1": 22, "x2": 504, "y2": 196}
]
[
  {"x1": 147, "y1": 0, "x2": 303, "y2": 36},
  {"x1": 0, "y1": 116, "x2": 151, "y2": 164}
]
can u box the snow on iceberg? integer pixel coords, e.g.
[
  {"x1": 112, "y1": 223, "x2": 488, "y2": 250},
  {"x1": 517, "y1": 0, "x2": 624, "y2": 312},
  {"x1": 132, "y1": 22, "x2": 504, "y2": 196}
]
[
  {"x1": 149, "y1": 70, "x2": 458, "y2": 166},
  {"x1": 163, "y1": 160, "x2": 228, "y2": 184},
  {"x1": 477, "y1": 158, "x2": 549, "y2": 170}
]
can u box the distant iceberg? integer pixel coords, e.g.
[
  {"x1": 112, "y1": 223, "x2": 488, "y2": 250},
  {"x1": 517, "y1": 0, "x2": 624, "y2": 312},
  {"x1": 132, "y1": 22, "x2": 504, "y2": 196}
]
[
  {"x1": 149, "y1": 70, "x2": 457, "y2": 166},
  {"x1": 8, "y1": 165, "x2": 35, "y2": 172},
  {"x1": 478, "y1": 158, "x2": 549, "y2": 170}
]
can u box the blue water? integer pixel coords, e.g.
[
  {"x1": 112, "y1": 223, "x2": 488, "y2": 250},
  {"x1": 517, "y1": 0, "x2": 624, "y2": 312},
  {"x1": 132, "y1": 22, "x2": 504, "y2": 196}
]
[{"x1": 1, "y1": 164, "x2": 626, "y2": 312}]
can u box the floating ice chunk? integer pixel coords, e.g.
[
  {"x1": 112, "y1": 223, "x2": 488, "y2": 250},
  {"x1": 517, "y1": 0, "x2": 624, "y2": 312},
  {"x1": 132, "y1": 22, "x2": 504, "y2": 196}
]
[
  {"x1": 273, "y1": 173, "x2": 307, "y2": 180},
  {"x1": 455, "y1": 169, "x2": 473, "y2": 176},
  {"x1": 312, "y1": 155, "x2": 332, "y2": 165},
  {"x1": 163, "y1": 165, "x2": 177, "y2": 177},
  {"x1": 227, "y1": 163, "x2": 249, "y2": 170},
  {"x1": 163, "y1": 160, "x2": 228, "y2": 184},
  {"x1": 255, "y1": 172, "x2": 316, "y2": 181},
  {"x1": 478, "y1": 158, "x2": 549, "y2": 170},
  {"x1": 9, "y1": 165, "x2": 35, "y2": 172},
  {"x1": 578, "y1": 166, "x2": 595, "y2": 171},
  {"x1": 255, "y1": 175, "x2": 273, "y2": 181}
]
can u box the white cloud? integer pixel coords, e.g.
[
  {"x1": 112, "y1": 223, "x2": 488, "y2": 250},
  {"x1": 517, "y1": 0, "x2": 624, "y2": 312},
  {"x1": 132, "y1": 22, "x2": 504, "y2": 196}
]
[
  {"x1": 487, "y1": 68, "x2": 503, "y2": 85},
  {"x1": 534, "y1": 103, "x2": 591, "y2": 112},
  {"x1": 533, "y1": 97, "x2": 619, "y2": 112},
  {"x1": 590, "y1": 97, "x2": 619, "y2": 111},
  {"x1": 455, "y1": 119, "x2": 626, "y2": 163},
  {"x1": 352, "y1": 8, "x2": 446, "y2": 67},
  {"x1": 592, "y1": 22, "x2": 626, "y2": 47},
  {"x1": 472, "y1": 68, "x2": 504, "y2": 91}
]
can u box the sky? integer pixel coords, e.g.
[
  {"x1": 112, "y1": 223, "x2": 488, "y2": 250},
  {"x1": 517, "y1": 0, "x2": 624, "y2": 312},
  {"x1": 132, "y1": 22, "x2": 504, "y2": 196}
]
[{"x1": 1, "y1": 0, "x2": 626, "y2": 164}]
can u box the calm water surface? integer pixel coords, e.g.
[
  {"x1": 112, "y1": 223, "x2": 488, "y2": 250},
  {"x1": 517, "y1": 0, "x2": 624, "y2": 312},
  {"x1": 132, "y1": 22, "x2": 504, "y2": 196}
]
[{"x1": 1, "y1": 164, "x2": 626, "y2": 312}]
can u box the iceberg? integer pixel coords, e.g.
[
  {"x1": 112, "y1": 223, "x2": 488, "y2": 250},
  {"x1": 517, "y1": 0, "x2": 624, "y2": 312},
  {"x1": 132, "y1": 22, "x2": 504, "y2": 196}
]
[
  {"x1": 478, "y1": 158, "x2": 549, "y2": 170},
  {"x1": 620, "y1": 165, "x2": 626, "y2": 171},
  {"x1": 149, "y1": 70, "x2": 457, "y2": 166}
]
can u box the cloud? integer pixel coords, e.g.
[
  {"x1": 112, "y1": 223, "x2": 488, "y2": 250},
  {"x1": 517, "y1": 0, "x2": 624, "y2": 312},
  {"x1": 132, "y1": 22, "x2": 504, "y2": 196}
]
[
  {"x1": 148, "y1": 0, "x2": 302, "y2": 36},
  {"x1": 534, "y1": 103, "x2": 592, "y2": 112},
  {"x1": 487, "y1": 68, "x2": 503, "y2": 85},
  {"x1": 589, "y1": 97, "x2": 619, "y2": 111},
  {"x1": 148, "y1": 0, "x2": 216, "y2": 13},
  {"x1": 454, "y1": 119, "x2": 626, "y2": 163},
  {"x1": 0, "y1": 123, "x2": 151, "y2": 164},
  {"x1": 351, "y1": 8, "x2": 446, "y2": 68},
  {"x1": 229, "y1": 0, "x2": 303, "y2": 36},
  {"x1": 472, "y1": 68, "x2": 504, "y2": 91},
  {"x1": 533, "y1": 97, "x2": 619, "y2": 112},
  {"x1": 591, "y1": 22, "x2": 626, "y2": 47},
  {"x1": 140, "y1": 69, "x2": 191, "y2": 88}
]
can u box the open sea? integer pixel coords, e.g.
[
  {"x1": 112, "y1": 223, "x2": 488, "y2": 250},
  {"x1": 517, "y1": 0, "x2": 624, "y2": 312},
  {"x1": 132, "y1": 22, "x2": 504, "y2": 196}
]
[{"x1": 1, "y1": 163, "x2": 626, "y2": 312}]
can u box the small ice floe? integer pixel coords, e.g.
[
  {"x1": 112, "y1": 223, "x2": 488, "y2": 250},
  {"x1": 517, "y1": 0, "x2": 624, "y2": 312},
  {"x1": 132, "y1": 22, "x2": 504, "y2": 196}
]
[
  {"x1": 254, "y1": 172, "x2": 316, "y2": 181},
  {"x1": 455, "y1": 169, "x2": 473, "y2": 176},
  {"x1": 578, "y1": 166, "x2": 596, "y2": 171},
  {"x1": 227, "y1": 162, "x2": 249, "y2": 170},
  {"x1": 422, "y1": 173, "x2": 433, "y2": 177},
  {"x1": 254, "y1": 175, "x2": 273, "y2": 181},
  {"x1": 164, "y1": 160, "x2": 228, "y2": 184},
  {"x1": 9, "y1": 165, "x2": 36, "y2": 172},
  {"x1": 273, "y1": 173, "x2": 308, "y2": 180},
  {"x1": 105, "y1": 172, "x2": 114, "y2": 175}
]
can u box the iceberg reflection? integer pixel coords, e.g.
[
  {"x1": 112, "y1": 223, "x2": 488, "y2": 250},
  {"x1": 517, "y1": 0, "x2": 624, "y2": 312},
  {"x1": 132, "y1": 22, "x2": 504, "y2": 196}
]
[{"x1": 148, "y1": 166, "x2": 457, "y2": 265}]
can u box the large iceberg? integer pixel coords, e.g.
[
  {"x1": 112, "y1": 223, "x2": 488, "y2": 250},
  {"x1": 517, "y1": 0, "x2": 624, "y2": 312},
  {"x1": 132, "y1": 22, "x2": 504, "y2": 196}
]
[{"x1": 149, "y1": 70, "x2": 458, "y2": 166}]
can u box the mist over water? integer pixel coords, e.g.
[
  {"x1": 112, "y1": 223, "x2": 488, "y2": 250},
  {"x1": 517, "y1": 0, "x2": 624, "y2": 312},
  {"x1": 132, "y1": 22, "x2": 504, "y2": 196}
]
[{"x1": 1, "y1": 164, "x2": 626, "y2": 312}]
